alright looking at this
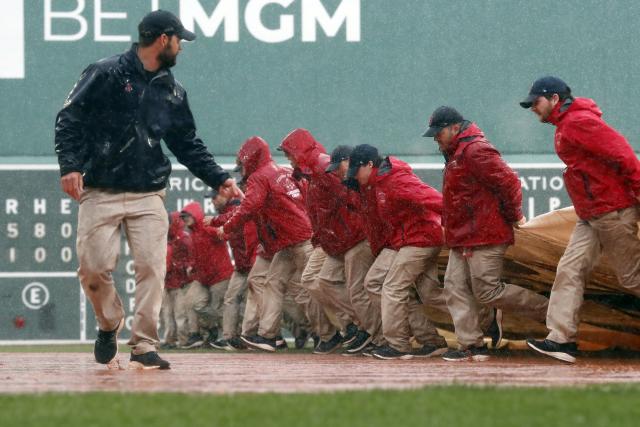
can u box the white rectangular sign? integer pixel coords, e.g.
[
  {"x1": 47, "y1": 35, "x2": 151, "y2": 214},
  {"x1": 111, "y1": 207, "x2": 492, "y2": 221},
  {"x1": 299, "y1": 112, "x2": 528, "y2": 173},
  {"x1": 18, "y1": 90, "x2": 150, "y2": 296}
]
[{"x1": 1, "y1": 0, "x2": 25, "y2": 79}]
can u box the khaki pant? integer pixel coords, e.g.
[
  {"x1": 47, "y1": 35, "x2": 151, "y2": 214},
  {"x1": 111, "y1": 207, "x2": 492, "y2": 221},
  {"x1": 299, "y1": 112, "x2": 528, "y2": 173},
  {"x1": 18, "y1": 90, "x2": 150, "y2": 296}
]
[
  {"x1": 547, "y1": 206, "x2": 640, "y2": 343},
  {"x1": 259, "y1": 240, "x2": 314, "y2": 339},
  {"x1": 365, "y1": 248, "x2": 445, "y2": 349},
  {"x1": 222, "y1": 271, "x2": 249, "y2": 339},
  {"x1": 444, "y1": 244, "x2": 549, "y2": 348},
  {"x1": 343, "y1": 240, "x2": 378, "y2": 335},
  {"x1": 76, "y1": 188, "x2": 168, "y2": 355},
  {"x1": 183, "y1": 280, "x2": 229, "y2": 335},
  {"x1": 161, "y1": 288, "x2": 189, "y2": 346}
]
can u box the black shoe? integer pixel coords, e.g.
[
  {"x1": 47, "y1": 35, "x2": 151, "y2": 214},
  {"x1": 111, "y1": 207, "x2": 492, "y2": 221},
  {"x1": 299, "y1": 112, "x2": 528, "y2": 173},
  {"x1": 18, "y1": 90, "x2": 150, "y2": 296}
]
[
  {"x1": 205, "y1": 327, "x2": 219, "y2": 344},
  {"x1": 345, "y1": 330, "x2": 373, "y2": 354},
  {"x1": 361, "y1": 343, "x2": 378, "y2": 357},
  {"x1": 442, "y1": 345, "x2": 490, "y2": 362},
  {"x1": 487, "y1": 308, "x2": 503, "y2": 349},
  {"x1": 227, "y1": 336, "x2": 247, "y2": 350},
  {"x1": 209, "y1": 339, "x2": 231, "y2": 350},
  {"x1": 312, "y1": 334, "x2": 320, "y2": 349},
  {"x1": 129, "y1": 351, "x2": 171, "y2": 370},
  {"x1": 241, "y1": 334, "x2": 277, "y2": 352},
  {"x1": 411, "y1": 343, "x2": 448, "y2": 358},
  {"x1": 527, "y1": 339, "x2": 578, "y2": 363},
  {"x1": 94, "y1": 319, "x2": 123, "y2": 365},
  {"x1": 342, "y1": 323, "x2": 359, "y2": 346},
  {"x1": 159, "y1": 342, "x2": 177, "y2": 350},
  {"x1": 182, "y1": 333, "x2": 204, "y2": 349},
  {"x1": 313, "y1": 331, "x2": 343, "y2": 354},
  {"x1": 276, "y1": 336, "x2": 289, "y2": 350},
  {"x1": 372, "y1": 344, "x2": 413, "y2": 360},
  {"x1": 294, "y1": 330, "x2": 309, "y2": 349}
]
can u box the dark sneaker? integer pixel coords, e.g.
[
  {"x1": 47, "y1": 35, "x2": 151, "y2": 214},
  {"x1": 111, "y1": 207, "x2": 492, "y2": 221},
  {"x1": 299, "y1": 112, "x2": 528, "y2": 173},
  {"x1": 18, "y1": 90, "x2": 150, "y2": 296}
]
[
  {"x1": 442, "y1": 345, "x2": 490, "y2": 362},
  {"x1": 227, "y1": 336, "x2": 247, "y2": 350},
  {"x1": 527, "y1": 339, "x2": 578, "y2": 364},
  {"x1": 205, "y1": 328, "x2": 219, "y2": 345},
  {"x1": 209, "y1": 339, "x2": 231, "y2": 350},
  {"x1": 129, "y1": 351, "x2": 171, "y2": 370},
  {"x1": 312, "y1": 334, "x2": 320, "y2": 349},
  {"x1": 345, "y1": 330, "x2": 372, "y2": 354},
  {"x1": 361, "y1": 343, "x2": 378, "y2": 357},
  {"x1": 182, "y1": 333, "x2": 204, "y2": 349},
  {"x1": 411, "y1": 343, "x2": 448, "y2": 358},
  {"x1": 342, "y1": 323, "x2": 359, "y2": 346},
  {"x1": 241, "y1": 334, "x2": 277, "y2": 352},
  {"x1": 159, "y1": 342, "x2": 177, "y2": 350},
  {"x1": 313, "y1": 331, "x2": 343, "y2": 355},
  {"x1": 276, "y1": 336, "x2": 289, "y2": 350},
  {"x1": 294, "y1": 330, "x2": 309, "y2": 349},
  {"x1": 94, "y1": 318, "x2": 124, "y2": 365},
  {"x1": 372, "y1": 344, "x2": 413, "y2": 360},
  {"x1": 487, "y1": 308, "x2": 503, "y2": 349}
]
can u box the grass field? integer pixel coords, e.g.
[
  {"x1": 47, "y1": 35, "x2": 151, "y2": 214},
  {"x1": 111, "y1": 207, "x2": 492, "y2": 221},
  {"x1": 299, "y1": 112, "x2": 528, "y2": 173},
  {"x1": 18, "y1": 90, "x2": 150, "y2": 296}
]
[{"x1": 1, "y1": 385, "x2": 640, "y2": 427}]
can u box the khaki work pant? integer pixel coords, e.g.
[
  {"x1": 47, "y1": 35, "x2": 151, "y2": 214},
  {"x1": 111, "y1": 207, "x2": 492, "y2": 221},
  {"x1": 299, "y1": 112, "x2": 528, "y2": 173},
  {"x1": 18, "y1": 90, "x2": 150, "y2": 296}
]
[
  {"x1": 547, "y1": 206, "x2": 640, "y2": 343},
  {"x1": 444, "y1": 244, "x2": 549, "y2": 348},
  {"x1": 365, "y1": 248, "x2": 446, "y2": 350},
  {"x1": 161, "y1": 288, "x2": 189, "y2": 346},
  {"x1": 222, "y1": 271, "x2": 249, "y2": 340},
  {"x1": 76, "y1": 188, "x2": 168, "y2": 355},
  {"x1": 183, "y1": 280, "x2": 229, "y2": 336},
  {"x1": 259, "y1": 240, "x2": 314, "y2": 339}
]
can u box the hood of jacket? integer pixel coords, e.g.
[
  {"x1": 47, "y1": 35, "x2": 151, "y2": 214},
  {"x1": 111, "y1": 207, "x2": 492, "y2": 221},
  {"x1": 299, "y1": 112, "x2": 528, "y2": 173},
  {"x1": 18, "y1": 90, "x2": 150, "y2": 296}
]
[
  {"x1": 168, "y1": 211, "x2": 184, "y2": 239},
  {"x1": 181, "y1": 201, "x2": 204, "y2": 229},
  {"x1": 547, "y1": 97, "x2": 603, "y2": 126},
  {"x1": 446, "y1": 122, "x2": 486, "y2": 157},
  {"x1": 237, "y1": 136, "x2": 273, "y2": 178},
  {"x1": 279, "y1": 128, "x2": 327, "y2": 170}
]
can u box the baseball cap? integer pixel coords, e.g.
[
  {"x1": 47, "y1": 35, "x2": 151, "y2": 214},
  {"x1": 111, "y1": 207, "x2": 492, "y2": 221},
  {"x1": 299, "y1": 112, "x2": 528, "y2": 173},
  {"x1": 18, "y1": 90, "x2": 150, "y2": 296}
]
[
  {"x1": 138, "y1": 10, "x2": 196, "y2": 41},
  {"x1": 325, "y1": 145, "x2": 353, "y2": 173},
  {"x1": 423, "y1": 106, "x2": 464, "y2": 137},
  {"x1": 520, "y1": 76, "x2": 571, "y2": 108},
  {"x1": 346, "y1": 144, "x2": 379, "y2": 179}
]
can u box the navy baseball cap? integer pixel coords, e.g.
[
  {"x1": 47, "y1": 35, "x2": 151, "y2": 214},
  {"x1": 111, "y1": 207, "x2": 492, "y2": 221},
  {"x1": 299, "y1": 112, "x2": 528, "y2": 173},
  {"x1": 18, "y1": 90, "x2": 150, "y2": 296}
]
[
  {"x1": 325, "y1": 145, "x2": 353, "y2": 173},
  {"x1": 423, "y1": 106, "x2": 464, "y2": 137},
  {"x1": 520, "y1": 76, "x2": 571, "y2": 108},
  {"x1": 346, "y1": 144, "x2": 379, "y2": 179},
  {"x1": 138, "y1": 10, "x2": 196, "y2": 41}
]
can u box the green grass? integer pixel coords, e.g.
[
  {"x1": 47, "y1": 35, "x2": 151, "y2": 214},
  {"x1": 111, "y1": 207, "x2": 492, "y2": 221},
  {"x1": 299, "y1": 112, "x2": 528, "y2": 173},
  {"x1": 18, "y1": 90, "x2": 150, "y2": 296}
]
[{"x1": 1, "y1": 385, "x2": 639, "y2": 427}]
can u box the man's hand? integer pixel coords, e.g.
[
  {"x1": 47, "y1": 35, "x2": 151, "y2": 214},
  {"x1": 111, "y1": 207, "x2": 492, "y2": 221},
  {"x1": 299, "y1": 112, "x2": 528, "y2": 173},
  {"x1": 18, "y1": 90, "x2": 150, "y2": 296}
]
[
  {"x1": 218, "y1": 178, "x2": 244, "y2": 200},
  {"x1": 215, "y1": 226, "x2": 225, "y2": 239},
  {"x1": 513, "y1": 216, "x2": 527, "y2": 229},
  {"x1": 60, "y1": 172, "x2": 84, "y2": 201}
]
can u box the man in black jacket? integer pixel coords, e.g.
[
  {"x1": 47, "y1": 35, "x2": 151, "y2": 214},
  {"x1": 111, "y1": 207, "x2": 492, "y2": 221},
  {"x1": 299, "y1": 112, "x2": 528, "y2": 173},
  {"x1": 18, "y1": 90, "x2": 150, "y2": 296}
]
[{"x1": 54, "y1": 10, "x2": 237, "y2": 370}]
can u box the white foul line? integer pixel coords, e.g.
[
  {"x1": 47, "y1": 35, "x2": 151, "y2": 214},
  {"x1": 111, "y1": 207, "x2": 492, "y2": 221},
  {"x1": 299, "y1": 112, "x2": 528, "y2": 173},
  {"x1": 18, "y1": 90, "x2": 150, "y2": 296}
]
[{"x1": 0, "y1": 272, "x2": 77, "y2": 278}]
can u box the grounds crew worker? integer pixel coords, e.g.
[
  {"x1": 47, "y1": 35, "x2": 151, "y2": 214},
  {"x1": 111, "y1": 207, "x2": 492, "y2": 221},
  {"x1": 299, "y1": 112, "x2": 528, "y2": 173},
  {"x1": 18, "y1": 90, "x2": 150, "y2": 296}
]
[
  {"x1": 54, "y1": 10, "x2": 238, "y2": 370},
  {"x1": 521, "y1": 77, "x2": 640, "y2": 363}
]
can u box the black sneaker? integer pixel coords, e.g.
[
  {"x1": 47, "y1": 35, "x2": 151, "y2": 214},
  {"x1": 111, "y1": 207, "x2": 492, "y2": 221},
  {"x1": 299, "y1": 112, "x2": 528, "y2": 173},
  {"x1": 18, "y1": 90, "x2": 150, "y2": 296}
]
[
  {"x1": 527, "y1": 339, "x2": 578, "y2": 364},
  {"x1": 94, "y1": 318, "x2": 124, "y2": 365},
  {"x1": 312, "y1": 334, "x2": 320, "y2": 349},
  {"x1": 294, "y1": 330, "x2": 309, "y2": 349},
  {"x1": 345, "y1": 330, "x2": 373, "y2": 354},
  {"x1": 487, "y1": 308, "x2": 503, "y2": 349},
  {"x1": 342, "y1": 323, "x2": 359, "y2": 346},
  {"x1": 205, "y1": 327, "x2": 219, "y2": 345},
  {"x1": 411, "y1": 343, "x2": 448, "y2": 358},
  {"x1": 241, "y1": 334, "x2": 277, "y2": 352},
  {"x1": 442, "y1": 345, "x2": 490, "y2": 362},
  {"x1": 227, "y1": 336, "x2": 247, "y2": 350},
  {"x1": 361, "y1": 343, "x2": 378, "y2": 357},
  {"x1": 313, "y1": 331, "x2": 343, "y2": 354},
  {"x1": 182, "y1": 333, "x2": 204, "y2": 349},
  {"x1": 129, "y1": 351, "x2": 171, "y2": 370},
  {"x1": 276, "y1": 336, "x2": 289, "y2": 350},
  {"x1": 209, "y1": 339, "x2": 231, "y2": 350},
  {"x1": 159, "y1": 342, "x2": 177, "y2": 350},
  {"x1": 372, "y1": 344, "x2": 413, "y2": 360}
]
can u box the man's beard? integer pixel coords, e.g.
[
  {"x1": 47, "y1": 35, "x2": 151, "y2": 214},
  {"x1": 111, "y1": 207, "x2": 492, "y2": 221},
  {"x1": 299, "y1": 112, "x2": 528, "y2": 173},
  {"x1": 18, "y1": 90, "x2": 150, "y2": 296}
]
[{"x1": 157, "y1": 45, "x2": 177, "y2": 69}]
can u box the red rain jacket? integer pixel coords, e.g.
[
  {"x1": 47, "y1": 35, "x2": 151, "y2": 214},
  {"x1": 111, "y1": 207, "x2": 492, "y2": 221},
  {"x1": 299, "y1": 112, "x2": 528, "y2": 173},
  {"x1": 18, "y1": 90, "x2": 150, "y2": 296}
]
[
  {"x1": 210, "y1": 200, "x2": 258, "y2": 274},
  {"x1": 367, "y1": 157, "x2": 444, "y2": 250},
  {"x1": 279, "y1": 129, "x2": 366, "y2": 256},
  {"x1": 181, "y1": 202, "x2": 233, "y2": 286},
  {"x1": 165, "y1": 212, "x2": 194, "y2": 289},
  {"x1": 223, "y1": 136, "x2": 312, "y2": 257},
  {"x1": 442, "y1": 123, "x2": 522, "y2": 248},
  {"x1": 548, "y1": 97, "x2": 640, "y2": 220},
  {"x1": 354, "y1": 173, "x2": 392, "y2": 257}
]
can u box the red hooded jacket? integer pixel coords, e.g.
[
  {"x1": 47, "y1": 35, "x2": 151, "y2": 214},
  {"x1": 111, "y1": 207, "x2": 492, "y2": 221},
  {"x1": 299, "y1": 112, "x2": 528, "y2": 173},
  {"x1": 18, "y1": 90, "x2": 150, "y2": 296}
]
[
  {"x1": 165, "y1": 212, "x2": 194, "y2": 289},
  {"x1": 210, "y1": 200, "x2": 258, "y2": 274},
  {"x1": 366, "y1": 157, "x2": 444, "y2": 250},
  {"x1": 352, "y1": 175, "x2": 392, "y2": 257},
  {"x1": 442, "y1": 123, "x2": 522, "y2": 248},
  {"x1": 223, "y1": 136, "x2": 312, "y2": 257},
  {"x1": 279, "y1": 129, "x2": 366, "y2": 256},
  {"x1": 181, "y1": 202, "x2": 233, "y2": 286},
  {"x1": 548, "y1": 97, "x2": 640, "y2": 220}
]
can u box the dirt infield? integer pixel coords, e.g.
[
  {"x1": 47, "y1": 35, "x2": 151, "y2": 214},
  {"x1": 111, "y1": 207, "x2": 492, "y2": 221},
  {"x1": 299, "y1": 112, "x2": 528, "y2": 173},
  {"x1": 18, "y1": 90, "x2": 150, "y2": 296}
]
[{"x1": 1, "y1": 351, "x2": 640, "y2": 394}]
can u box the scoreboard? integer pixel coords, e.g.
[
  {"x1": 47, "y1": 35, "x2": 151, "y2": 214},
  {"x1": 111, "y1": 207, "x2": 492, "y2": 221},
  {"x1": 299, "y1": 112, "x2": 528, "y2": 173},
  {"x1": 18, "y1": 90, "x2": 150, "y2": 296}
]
[{"x1": 0, "y1": 162, "x2": 571, "y2": 343}]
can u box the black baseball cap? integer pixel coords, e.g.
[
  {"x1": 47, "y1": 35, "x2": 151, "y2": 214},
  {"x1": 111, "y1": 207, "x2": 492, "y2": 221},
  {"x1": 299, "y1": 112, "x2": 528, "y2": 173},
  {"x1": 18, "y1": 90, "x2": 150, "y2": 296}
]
[
  {"x1": 423, "y1": 106, "x2": 464, "y2": 137},
  {"x1": 138, "y1": 10, "x2": 196, "y2": 41},
  {"x1": 325, "y1": 145, "x2": 353, "y2": 173},
  {"x1": 520, "y1": 76, "x2": 571, "y2": 108},
  {"x1": 347, "y1": 144, "x2": 379, "y2": 179}
]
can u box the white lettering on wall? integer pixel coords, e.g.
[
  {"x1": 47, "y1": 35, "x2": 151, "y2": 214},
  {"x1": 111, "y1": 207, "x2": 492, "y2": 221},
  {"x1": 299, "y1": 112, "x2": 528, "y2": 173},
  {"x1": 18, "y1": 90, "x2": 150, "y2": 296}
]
[
  {"x1": 94, "y1": 0, "x2": 131, "y2": 42},
  {"x1": 245, "y1": 0, "x2": 295, "y2": 43},
  {"x1": 44, "y1": 0, "x2": 89, "y2": 41},
  {"x1": 181, "y1": 0, "x2": 240, "y2": 41},
  {"x1": 301, "y1": 0, "x2": 360, "y2": 42}
]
